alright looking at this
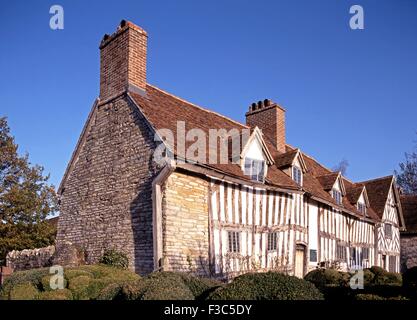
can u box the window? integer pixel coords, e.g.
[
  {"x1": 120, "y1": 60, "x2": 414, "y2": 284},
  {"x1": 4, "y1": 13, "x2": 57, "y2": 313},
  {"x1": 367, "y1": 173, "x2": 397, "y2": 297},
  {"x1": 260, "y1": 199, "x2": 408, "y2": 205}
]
[
  {"x1": 332, "y1": 189, "x2": 342, "y2": 205},
  {"x1": 350, "y1": 247, "x2": 357, "y2": 265},
  {"x1": 244, "y1": 158, "x2": 265, "y2": 183},
  {"x1": 309, "y1": 249, "x2": 317, "y2": 262},
  {"x1": 267, "y1": 232, "x2": 277, "y2": 251},
  {"x1": 336, "y1": 244, "x2": 347, "y2": 261},
  {"x1": 357, "y1": 202, "x2": 367, "y2": 215},
  {"x1": 292, "y1": 166, "x2": 302, "y2": 185},
  {"x1": 362, "y1": 247, "x2": 369, "y2": 260},
  {"x1": 389, "y1": 256, "x2": 396, "y2": 272},
  {"x1": 385, "y1": 223, "x2": 392, "y2": 239},
  {"x1": 227, "y1": 231, "x2": 240, "y2": 253}
]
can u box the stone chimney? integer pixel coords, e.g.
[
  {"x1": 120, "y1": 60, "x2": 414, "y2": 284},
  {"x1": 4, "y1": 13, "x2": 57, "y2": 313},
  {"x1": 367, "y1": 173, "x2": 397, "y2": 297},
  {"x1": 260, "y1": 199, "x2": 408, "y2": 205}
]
[
  {"x1": 245, "y1": 99, "x2": 286, "y2": 153},
  {"x1": 99, "y1": 20, "x2": 148, "y2": 101}
]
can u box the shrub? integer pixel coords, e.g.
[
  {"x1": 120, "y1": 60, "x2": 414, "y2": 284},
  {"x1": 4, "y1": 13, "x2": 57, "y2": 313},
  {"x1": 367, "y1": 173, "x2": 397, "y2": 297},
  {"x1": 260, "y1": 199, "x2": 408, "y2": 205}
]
[
  {"x1": 367, "y1": 267, "x2": 402, "y2": 286},
  {"x1": 355, "y1": 293, "x2": 385, "y2": 300},
  {"x1": 209, "y1": 272, "x2": 323, "y2": 300},
  {"x1": 36, "y1": 289, "x2": 73, "y2": 300},
  {"x1": 304, "y1": 268, "x2": 345, "y2": 289},
  {"x1": 9, "y1": 283, "x2": 39, "y2": 300},
  {"x1": 179, "y1": 273, "x2": 223, "y2": 300},
  {"x1": 140, "y1": 272, "x2": 194, "y2": 300},
  {"x1": 403, "y1": 266, "x2": 417, "y2": 291},
  {"x1": 41, "y1": 275, "x2": 68, "y2": 291},
  {"x1": 67, "y1": 275, "x2": 92, "y2": 300},
  {"x1": 99, "y1": 249, "x2": 129, "y2": 269},
  {"x1": 0, "y1": 268, "x2": 49, "y2": 299},
  {"x1": 96, "y1": 283, "x2": 124, "y2": 300}
]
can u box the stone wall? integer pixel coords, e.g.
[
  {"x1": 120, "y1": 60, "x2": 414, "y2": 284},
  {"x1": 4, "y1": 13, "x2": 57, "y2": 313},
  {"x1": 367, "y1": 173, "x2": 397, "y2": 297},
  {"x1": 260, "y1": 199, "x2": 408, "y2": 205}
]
[
  {"x1": 162, "y1": 171, "x2": 210, "y2": 276},
  {"x1": 6, "y1": 246, "x2": 55, "y2": 271},
  {"x1": 401, "y1": 234, "x2": 417, "y2": 271},
  {"x1": 56, "y1": 94, "x2": 159, "y2": 275}
]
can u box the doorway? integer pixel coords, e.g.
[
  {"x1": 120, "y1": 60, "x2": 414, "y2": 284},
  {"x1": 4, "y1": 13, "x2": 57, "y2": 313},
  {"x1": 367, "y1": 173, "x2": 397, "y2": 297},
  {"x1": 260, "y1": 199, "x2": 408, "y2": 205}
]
[{"x1": 295, "y1": 245, "x2": 306, "y2": 278}]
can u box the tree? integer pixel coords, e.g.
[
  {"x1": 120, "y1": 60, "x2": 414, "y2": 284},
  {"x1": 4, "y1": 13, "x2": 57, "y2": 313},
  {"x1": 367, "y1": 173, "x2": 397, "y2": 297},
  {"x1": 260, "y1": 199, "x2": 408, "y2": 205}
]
[
  {"x1": 395, "y1": 136, "x2": 417, "y2": 195},
  {"x1": 0, "y1": 117, "x2": 57, "y2": 265},
  {"x1": 333, "y1": 158, "x2": 349, "y2": 176}
]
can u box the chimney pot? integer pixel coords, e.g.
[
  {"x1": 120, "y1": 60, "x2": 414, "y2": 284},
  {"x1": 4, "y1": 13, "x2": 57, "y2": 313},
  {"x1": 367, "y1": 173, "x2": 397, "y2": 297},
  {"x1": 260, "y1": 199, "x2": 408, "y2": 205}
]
[{"x1": 245, "y1": 99, "x2": 286, "y2": 153}]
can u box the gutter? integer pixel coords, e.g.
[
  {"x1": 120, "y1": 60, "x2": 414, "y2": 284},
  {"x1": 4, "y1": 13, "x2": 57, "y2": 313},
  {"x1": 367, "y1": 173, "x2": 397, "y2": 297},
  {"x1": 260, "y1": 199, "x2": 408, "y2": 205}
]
[{"x1": 152, "y1": 159, "x2": 176, "y2": 271}]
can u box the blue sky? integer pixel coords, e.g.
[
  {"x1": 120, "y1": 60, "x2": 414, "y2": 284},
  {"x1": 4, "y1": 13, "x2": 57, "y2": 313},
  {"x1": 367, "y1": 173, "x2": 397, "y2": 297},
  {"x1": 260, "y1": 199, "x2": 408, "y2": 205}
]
[{"x1": 1, "y1": 0, "x2": 416, "y2": 188}]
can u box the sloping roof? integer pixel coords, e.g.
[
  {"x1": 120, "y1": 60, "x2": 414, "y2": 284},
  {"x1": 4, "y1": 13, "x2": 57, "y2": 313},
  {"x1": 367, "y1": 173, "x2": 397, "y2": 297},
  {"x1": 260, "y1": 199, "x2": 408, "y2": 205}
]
[
  {"x1": 360, "y1": 176, "x2": 394, "y2": 218},
  {"x1": 317, "y1": 172, "x2": 340, "y2": 191},
  {"x1": 400, "y1": 195, "x2": 417, "y2": 233},
  {"x1": 129, "y1": 85, "x2": 300, "y2": 192},
  {"x1": 274, "y1": 149, "x2": 298, "y2": 168},
  {"x1": 128, "y1": 84, "x2": 399, "y2": 223}
]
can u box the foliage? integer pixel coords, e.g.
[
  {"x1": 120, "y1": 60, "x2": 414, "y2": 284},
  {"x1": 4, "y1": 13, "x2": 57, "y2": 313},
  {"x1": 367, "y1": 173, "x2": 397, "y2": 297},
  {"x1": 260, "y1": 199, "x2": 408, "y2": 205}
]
[
  {"x1": 304, "y1": 268, "x2": 347, "y2": 290},
  {"x1": 9, "y1": 282, "x2": 39, "y2": 300},
  {"x1": 1, "y1": 264, "x2": 140, "y2": 300},
  {"x1": 332, "y1": 159, "x2": 349, "y2": 176},
  {"x1": 208, "y1": 272, "x2": 323, "y2": 300},
  {"x1": 355, "y1": 293, "x2": 385, "y2": 300},
  {"x1": 36, "y1": 289, "x2": 73, "y2": 300},
  {"x1": 99, "y1": 249, "x2": 129, "y2": 269},
  {"x1": 0, "y1": 117, "x2": 57, "y2": 264},
  {"x1": 395, "y1": 135, "x2": 417, "y2": 195}
]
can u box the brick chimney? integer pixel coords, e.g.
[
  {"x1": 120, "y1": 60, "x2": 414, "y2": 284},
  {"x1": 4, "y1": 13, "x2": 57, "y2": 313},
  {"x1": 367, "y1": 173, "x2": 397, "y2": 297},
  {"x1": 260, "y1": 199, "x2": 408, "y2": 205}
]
[
  {"x1": 99, "y1": 20, "x2": 148, "y2": 101},
  {"x1": 245, "y1": 99, "x2": 286, "y2": 153}
]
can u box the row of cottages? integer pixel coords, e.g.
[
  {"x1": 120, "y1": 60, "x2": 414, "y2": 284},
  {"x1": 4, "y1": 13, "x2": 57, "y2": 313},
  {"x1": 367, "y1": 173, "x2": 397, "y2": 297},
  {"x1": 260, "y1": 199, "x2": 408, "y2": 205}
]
[{"x1": 56, "y1": 21, "x2": 405, "y2": 278}]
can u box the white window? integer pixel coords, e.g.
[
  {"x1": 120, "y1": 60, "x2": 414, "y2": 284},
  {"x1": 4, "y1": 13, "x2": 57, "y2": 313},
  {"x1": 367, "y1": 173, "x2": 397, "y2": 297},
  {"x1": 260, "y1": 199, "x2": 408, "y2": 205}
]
[
  {"x1": 292, "y1": 166, "x2": 302, "y2": 185},
  {"x1": 357, "y1": 202, "x2": 367, "y2": 215},
  {"x1": 244, "y1": 157, "x2": 265, "y2": 183},
  {"x1": 267, "y1": 232, "x2": 277, "y2": 251},
  {"x1": 227, "y1": 231, "x2": 240, "y2": 253},
  {"x1": 332, "y1": 189, "x2": 342, "y2": 205}
]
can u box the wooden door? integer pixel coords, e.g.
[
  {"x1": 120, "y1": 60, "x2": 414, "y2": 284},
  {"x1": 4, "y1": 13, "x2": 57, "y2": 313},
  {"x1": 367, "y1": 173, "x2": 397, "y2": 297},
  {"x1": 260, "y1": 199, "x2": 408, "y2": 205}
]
[{"x1": 295, "y1": 247, "x2": 305, "y2": 278}]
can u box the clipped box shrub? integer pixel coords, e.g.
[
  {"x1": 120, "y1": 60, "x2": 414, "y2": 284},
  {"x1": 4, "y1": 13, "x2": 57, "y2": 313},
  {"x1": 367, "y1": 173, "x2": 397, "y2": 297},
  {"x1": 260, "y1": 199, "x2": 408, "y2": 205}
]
[
  {"x1": 36, "y1": 289, "x2": 73, "y2": 300},
  {"x1": 304, "y1": 268, "x2": 345, "y2": 290},
  {"x1": 99, "y1": 249, "x2": 129, "y2": 269},
  {"x1": 209, "y1": 272, "x2": 323, "y2": 300},
  {"x1": 9, "y1": 282, "x2": 39, "y2": 300},
  {"x1": 0, "y1": 268, "x2": 49, "y2": 299}
]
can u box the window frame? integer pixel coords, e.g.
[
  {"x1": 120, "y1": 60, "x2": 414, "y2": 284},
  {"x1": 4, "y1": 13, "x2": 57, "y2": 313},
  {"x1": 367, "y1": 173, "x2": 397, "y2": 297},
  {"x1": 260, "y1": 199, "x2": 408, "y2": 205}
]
[
  {"x1": 336, "y1": 243, "x2": 347, "y2": 261},
  {"x1": 384, "y1": 223, "x2": 392, "y2": 239},
  {"x1": 332, "y1": 189, "x2": 342, "y2": 205},
  {"x1": 227, "y1": 231, "x2": 241, "y2": 253},
  {"x1": 357, "y1": 202, "x2": 367, "y2": 215},
  {"x1": 244, "y1": 157, "x2": 266, "y2": 183},
  {"x1": 292, "y1": 166, "x2": 303, "y2": 185},
  {"x1": 267, "y1": 232, "x2": 278, "y2": 251}
]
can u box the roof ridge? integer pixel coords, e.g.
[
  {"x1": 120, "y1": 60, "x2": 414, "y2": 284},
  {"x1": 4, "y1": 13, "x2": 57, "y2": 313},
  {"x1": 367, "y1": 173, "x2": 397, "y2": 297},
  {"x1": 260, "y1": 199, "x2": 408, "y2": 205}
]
[
  {"x1": 147, "y1": 83, "x2": 249, "y2": 129},
  {"x1": 359, "y1": 175, "x2": 394, "y2": 184}
]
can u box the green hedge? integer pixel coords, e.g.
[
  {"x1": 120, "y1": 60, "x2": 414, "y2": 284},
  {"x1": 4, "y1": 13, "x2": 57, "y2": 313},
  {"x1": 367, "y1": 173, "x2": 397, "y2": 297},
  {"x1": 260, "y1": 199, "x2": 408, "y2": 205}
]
[
  {"x1": 304, "y1": 266, "x2": 403, "y2": 300},
  {"x1": 208, "y1": 272, "x2": 323, "y2": 300}
]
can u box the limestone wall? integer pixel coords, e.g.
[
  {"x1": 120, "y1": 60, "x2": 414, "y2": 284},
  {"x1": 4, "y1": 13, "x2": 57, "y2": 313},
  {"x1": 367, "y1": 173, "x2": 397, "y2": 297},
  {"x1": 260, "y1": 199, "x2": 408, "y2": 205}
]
[
  {"x1": 6, "y1": 246, "x2": 55, "y2": 271},
  {"x1": 162, "y1": 171, "x2": 210, "y2": 276}
]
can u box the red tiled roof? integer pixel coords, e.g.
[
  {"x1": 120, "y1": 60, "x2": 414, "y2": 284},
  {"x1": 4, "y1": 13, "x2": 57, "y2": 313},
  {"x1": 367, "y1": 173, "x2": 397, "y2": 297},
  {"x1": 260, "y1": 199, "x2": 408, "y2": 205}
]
[
  {"x1": 359, "y1": 176, "x2": 394, "y2": 218},
  {"x1": 129, "y1": 84, "x2": 396, "y2": 223},
  {"x1": 400, "y1": 195, "x2": 417, "y2": 233}
]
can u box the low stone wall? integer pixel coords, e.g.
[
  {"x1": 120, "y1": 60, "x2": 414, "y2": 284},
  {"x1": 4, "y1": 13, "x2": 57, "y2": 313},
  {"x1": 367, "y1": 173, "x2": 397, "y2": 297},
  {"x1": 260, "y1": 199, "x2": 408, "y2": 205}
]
[{"x1": 6, "y1": 246, "x2": 55, "y2": 271}]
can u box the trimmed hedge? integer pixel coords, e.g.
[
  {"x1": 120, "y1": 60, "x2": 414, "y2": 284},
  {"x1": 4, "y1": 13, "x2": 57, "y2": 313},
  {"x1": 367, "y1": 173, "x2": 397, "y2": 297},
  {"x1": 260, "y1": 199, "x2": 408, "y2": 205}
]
[
  {"x1": 304, "y1": 266, "x2": 403, "y2": 300},
  {"x1": 1, "y1": 264, "x2": 140, "y2": 300},
  {"x1": 208, "y1": 272, "x2": 323, "y2": 300},
  {"x1": 99, "y1": 249, "x2": 129, "y2": 269}
]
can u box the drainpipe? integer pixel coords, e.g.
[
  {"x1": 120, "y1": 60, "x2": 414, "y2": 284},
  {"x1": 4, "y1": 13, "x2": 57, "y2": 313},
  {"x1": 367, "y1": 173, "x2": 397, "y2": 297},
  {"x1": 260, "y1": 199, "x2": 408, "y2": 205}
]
[{"x1": 152, "y1": 160, "x2": 176, "y2": 271}]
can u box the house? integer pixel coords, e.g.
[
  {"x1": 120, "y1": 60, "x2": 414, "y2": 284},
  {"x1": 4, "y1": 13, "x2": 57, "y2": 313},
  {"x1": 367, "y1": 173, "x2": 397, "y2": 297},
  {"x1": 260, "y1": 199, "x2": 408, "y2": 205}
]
[
  {"x1": 56, "y1": 20, "x2": 405, "y2": 278},
  {"x1": 400, "y1": 195, "x2": 417, "y2": 270}
]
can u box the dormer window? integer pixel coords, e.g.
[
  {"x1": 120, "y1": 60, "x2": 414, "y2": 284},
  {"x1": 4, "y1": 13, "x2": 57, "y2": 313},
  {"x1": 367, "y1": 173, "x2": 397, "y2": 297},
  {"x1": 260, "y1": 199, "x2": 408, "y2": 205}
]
[
  {"x1": 244, "y1": 157, "x2": 265, "y2": 183},
  {"x1": 332, "y1": 189, "x2": 342, "y2": 205},
  {"x1": 292, "y1": 166, "x2": 302, "y2": 185},
  {"x1": 357, "y1": 202, "x2": 367, "y2": 215}
]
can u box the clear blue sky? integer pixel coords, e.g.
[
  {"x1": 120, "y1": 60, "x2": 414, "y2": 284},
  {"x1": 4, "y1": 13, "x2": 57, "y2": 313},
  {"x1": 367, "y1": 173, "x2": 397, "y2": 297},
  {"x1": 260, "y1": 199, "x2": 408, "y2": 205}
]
[{"x1": 1, "y1": 0, "x2": 416, "y2": 188}]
